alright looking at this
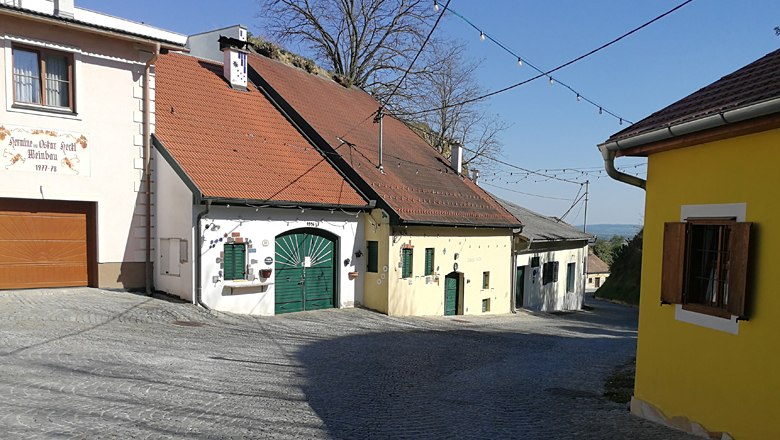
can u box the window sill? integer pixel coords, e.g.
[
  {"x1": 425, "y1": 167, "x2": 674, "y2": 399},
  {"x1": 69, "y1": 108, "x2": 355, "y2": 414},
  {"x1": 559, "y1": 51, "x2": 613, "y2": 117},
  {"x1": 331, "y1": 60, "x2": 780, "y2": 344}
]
[
  {"x1": 223, "y1": 279, "x2": 273, "y2": 288},
  {"x1": 681, "y1": 303, "x2": 732, "y2": 319},
  {"x1": 11, "y1": 103, "x2": 77, "y2": 117}
]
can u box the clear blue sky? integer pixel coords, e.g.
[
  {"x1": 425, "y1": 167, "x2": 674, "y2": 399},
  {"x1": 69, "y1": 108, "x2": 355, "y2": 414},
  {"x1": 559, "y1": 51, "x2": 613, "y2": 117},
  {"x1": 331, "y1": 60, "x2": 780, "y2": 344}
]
[{"x1": 80, "y1": 0, "x2": 779, "y2": 225}]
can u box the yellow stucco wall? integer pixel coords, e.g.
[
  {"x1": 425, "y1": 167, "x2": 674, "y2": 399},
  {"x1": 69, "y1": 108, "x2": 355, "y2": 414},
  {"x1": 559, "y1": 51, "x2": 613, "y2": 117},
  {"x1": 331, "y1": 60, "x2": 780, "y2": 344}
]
[
  {"x1": 636, "y1": 128, "x2": 780, "y2": 439},
  {"x1": 385, "y1": 225, "x2": 513, "y2": 316},
  {"x1": 362, "y1": 209, "x2": 391, "y2": 313}
]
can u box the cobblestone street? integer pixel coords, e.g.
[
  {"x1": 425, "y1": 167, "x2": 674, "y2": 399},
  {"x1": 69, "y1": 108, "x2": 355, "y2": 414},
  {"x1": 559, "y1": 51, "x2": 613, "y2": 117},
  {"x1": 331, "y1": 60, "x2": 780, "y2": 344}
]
[{"x1": 0, "y1": 289, "x2": 695, "y2": 439}]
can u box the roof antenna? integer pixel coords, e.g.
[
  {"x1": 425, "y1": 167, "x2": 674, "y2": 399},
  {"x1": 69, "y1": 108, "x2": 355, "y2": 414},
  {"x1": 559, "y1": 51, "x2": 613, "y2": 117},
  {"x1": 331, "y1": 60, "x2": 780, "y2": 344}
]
[{"x1": 373, "y1": 107, "x2": 385, "y2": 174}]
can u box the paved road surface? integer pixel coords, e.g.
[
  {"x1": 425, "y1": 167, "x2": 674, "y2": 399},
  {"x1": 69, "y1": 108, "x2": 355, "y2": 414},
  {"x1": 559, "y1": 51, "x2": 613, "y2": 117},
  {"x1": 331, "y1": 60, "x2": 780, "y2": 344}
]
[{"x1": 0, "y1": 289, "x2": 695, "y2": 439}]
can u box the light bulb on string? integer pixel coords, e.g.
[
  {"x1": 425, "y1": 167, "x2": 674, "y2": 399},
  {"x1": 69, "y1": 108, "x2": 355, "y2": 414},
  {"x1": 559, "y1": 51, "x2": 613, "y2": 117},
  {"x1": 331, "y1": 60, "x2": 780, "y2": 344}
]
[
  {"x1": 576, "y1": 94, "x2": 581, "y2": 101},
  {"x1": 548, "y1": 76, "x2": 554, "y2": 85},
  {"x1": 619, "y1": 118, "x2": 623, "y2": 125},
  {"x1": 599, "y1": 107, "x2": 603, "y2": 115},
  {"x1": 517, "y1": 57, "x2": 522, "y2": 67},
  {"x1": 433, "y1": 1, "x2": 439, "y2": 12},
  {"x1": 479, "y1": 31, "x2": 485, "y2": 41}
]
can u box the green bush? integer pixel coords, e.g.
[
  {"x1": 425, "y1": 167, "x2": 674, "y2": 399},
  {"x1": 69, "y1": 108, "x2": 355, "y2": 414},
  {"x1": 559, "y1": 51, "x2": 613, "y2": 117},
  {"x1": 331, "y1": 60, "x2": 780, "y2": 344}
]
[{"x1": 595, "y1": 229, "x2": 643, "y2": 304}]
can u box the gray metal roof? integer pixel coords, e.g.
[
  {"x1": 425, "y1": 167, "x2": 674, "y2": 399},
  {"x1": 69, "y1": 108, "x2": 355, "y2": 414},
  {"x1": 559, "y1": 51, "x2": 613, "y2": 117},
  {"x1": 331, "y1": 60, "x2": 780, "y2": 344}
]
[{"x1": 496, "y1": 197, "x2": 593, "y2": 242}]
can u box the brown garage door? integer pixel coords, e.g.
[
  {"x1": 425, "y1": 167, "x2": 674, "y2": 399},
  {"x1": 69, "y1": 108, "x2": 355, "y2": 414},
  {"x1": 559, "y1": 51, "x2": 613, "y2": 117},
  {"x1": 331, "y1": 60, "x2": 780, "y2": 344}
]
[{"x1": 0, "y1": 199, "x2": 95, "y2": 289}]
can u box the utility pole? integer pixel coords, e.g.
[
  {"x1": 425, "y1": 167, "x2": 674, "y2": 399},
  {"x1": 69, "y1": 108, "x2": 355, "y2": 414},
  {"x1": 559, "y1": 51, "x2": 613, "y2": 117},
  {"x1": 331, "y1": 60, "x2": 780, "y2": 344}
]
[
  {"x1": 374, "y1": 107, "x2": 385, "y2": 174},
  {"x1": 581, "y1": 180, "x2": 589, "y2": 308}
]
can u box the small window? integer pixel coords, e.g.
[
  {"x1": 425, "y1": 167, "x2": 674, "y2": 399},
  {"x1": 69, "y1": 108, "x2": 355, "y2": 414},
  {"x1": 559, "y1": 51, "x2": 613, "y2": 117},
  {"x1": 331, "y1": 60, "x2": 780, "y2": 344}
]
[
  {"x1": 424, "y1": 248, "x2": 435, "y2": 276},
  {"x1": 566, "y1": 262, "x2": 576, "y2": 293},
  {"x1": 366, "y1": 241, "x2": 378, "y2": 273},
  {"x1": 223, "y1": 243, "x2": 247, "y2": 281},
  {"x1": 12, "y1": 45, "x2": 74, "y2": 111},
  {"x1": 531, "y1": 256, "x2": 540, "y2": 267},
  {"x1": 482, "y1": 298, "x2": 490, "y2": 312},
  {"x1": 482, "y1": 271, "x2": 490, "y2": 289},
  {"x1": 543, "y1": 261, "x2": 559, "y2": 285},
  {"x1": 401, "y1": 248, "x2": 413, "y2": 278},
  {"x1": 661, "y1": 220, "x2": 751, "y2": 318},
  {"x1": 588, "y1": 277, "x2": 593, "y2": 284}
]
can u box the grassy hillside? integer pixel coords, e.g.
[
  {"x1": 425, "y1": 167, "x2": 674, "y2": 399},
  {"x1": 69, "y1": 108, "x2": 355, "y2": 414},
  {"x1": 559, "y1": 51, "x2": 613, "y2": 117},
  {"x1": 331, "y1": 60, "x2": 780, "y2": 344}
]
[{"x1": 595, "y1": 229, "x2": 643, "y2": 305}]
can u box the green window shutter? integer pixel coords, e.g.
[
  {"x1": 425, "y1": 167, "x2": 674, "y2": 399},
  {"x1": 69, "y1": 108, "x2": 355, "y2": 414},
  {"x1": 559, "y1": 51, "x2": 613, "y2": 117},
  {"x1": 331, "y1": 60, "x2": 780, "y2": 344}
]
[
  {"x1": 552, "y1": 262, "x2": 559, "y2": 283},
  {"x1": 402, "y1": 248, "x2": 413, "y2": 278},
  {"x1": 367, "y1": 241, "x2": 379, "y2": 273},
  {"x1": 424, "y1": 248, "x2": 434, "y2": 275},
  {"x1": 223, "y1": 244, "x2": 246, "y2": 280}
]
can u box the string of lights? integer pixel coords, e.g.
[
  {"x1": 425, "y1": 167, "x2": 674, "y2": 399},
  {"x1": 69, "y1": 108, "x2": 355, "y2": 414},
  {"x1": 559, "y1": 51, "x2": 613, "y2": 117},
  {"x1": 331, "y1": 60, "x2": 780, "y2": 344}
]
[
  {"x1": 481, "y1": 182, "x2": 578, "y2": 201},
  {"x1": 396, "y1": 0, "x2": 694, "y2": 120},
  {"x1": 459, "y1": 144, "x2": 584, "y2": 184}
]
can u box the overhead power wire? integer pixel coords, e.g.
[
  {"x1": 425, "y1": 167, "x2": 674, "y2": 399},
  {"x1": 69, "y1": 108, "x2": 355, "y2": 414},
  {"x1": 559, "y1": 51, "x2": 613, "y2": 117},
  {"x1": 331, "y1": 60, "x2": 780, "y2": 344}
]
[
  {"x1": 392, "y1": 0, "x2": 694, "y2": 119},
  {"x1": 381, "y1": 0, "x2": 451, "y2": 108}
]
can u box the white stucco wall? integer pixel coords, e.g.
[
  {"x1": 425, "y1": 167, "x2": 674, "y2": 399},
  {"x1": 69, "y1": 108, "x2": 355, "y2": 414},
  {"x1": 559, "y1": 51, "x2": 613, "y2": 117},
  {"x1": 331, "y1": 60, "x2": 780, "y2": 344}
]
[
  {"x1": 0, "y1": 16, "x2": 160, "y2": 286},
  {"x1": 153, "y1": 150, "x2": 196, "y2": 300},
  {"x1": 515, "y1": 243, "x2": 587, "y2": 311},
  {"x1": 195, "y1": 206, "x2": 363, "y2": 315}
]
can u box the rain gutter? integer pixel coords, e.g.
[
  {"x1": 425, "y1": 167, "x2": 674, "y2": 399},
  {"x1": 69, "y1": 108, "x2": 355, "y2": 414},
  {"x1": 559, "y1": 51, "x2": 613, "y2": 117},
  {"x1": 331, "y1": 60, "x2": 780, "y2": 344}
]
[{"x1": 597, "y1": 96, "x2": 780, "y2": 190}]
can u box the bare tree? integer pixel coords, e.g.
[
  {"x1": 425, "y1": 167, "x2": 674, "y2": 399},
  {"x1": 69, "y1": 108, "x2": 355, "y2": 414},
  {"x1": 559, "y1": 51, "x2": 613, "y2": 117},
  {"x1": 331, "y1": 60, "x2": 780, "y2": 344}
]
[
  {"x1": 260, "y1": 0, "x2": 507, "y2": 171},
  {"x1": 260, "y1": 0, "x2": 434, "y2": 94},
  {"x1": 406, "y1": 44, "x2": 508, "y2": 171}
]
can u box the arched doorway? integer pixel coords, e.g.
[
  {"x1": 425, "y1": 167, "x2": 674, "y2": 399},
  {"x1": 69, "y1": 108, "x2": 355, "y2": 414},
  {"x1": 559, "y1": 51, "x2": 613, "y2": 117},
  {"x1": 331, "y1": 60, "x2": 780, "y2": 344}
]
[{"x1": 275, "y1": 228, "x2": 338, "y2": 314}]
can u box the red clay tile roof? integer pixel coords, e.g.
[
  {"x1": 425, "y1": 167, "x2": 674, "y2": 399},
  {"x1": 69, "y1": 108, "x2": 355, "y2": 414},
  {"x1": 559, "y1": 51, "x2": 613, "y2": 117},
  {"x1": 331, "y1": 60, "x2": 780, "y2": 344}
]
[
  {"x1": 248, "y1": 53, "x2": 521, "y2": 228},
  {"x1": 606, "y1": 48, "x2": 780, "y2": 143},
  {"x1": 587, "y1": 252, "x2": 610, "y2": 274},
  {"x1": 154, "y1": 53, "x2": 366, "y2": 207}
]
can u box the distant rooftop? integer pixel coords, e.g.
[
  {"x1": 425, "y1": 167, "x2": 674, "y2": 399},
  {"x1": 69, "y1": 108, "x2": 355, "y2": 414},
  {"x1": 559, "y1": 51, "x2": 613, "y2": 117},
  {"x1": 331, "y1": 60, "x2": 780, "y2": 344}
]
[{"x1": 497, "y1": 198, "x2": 592, "y2": 242}]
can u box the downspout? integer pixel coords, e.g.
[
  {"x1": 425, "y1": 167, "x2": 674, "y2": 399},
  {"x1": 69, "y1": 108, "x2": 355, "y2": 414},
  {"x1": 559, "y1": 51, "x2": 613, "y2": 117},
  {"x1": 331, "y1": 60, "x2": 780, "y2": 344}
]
[
  {"x1": 195, "y1": 200, "x2": 212, "y2": 310},
  {"x1": 598, "y1": 144, "x2": 646, "y2": 190},
  {"x1": 143, "y1": 43, "x2": 160, "y2": 296}
]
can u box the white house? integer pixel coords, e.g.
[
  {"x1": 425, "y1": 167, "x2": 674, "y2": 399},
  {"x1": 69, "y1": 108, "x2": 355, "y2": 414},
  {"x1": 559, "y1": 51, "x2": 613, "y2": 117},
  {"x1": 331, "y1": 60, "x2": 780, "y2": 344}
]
[
  {"x1": 498, "y1": 198, "x2": 593, "y2": 311},
  {"x1": 0, "y1": 0, "x2": 186, "y2": 290},
  {"x1": 152, "y1": 36, "x2": 371, "y2": 315}
]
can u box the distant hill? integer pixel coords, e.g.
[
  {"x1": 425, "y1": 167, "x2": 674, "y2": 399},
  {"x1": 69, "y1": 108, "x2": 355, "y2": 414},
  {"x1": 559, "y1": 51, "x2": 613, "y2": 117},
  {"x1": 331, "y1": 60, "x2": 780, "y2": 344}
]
[{"x1": 578, "y1": 224, "x2": 641, "y2": 240}]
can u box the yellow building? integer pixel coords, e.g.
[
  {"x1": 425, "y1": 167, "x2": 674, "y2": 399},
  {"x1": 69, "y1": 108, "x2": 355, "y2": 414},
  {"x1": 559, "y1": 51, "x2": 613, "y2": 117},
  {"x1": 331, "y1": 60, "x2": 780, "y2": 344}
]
[{"x1": 598, "y1": 48, "x2": 780, "y2": 439}]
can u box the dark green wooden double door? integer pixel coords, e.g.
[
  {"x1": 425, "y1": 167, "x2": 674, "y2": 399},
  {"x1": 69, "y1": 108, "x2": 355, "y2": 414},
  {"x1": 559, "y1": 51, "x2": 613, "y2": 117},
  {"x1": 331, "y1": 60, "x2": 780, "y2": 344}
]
[{"x1": 275, "y1": 231, "x2": 336, "y2": 314}]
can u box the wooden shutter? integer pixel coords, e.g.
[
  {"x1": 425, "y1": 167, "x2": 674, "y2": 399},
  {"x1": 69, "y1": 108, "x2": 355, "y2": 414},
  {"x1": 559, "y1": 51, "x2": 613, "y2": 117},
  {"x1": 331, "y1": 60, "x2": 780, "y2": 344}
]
[
  {"x1": 661, "y1": 222, "x2": 686, "y2": 304},
  {"x1": 224, "y1": 244, "x2": 246, "y2": 280},
  {"x1": 366, "y1": 241, "x2": 378, "y2": 273},
  {"x1": 402, "y1": 248, "x2": 413, "y2": 278},
  {"x1": 727, "y1": 222, "x2": 751, "y2": 317},
  {"x1": 553, "y1": 262, "x2": 559, "y2": 283},
  {"x1": 424, "y1": 248, "x2": 434, "y2": 275}
]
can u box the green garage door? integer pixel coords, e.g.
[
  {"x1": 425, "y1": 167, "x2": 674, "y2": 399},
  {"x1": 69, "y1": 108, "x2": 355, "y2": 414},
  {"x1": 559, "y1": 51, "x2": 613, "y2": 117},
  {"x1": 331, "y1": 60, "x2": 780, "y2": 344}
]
[{"x1": 275, "y1": 231, "x2": 336, "y2": 314}]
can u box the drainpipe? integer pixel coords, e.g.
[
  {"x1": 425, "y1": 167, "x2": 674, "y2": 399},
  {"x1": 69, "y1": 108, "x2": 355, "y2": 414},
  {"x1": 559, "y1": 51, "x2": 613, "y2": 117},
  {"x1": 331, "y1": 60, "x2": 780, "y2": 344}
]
[
  {"x1": 195, "y1": 200, "x2": 212, "y2": 310},
  {"x1": 144, "y1": 43, "x2": 160, "y2": 296},
  {"x1": 598, "y1": 144, "x2": 646, "y2": 190}
]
